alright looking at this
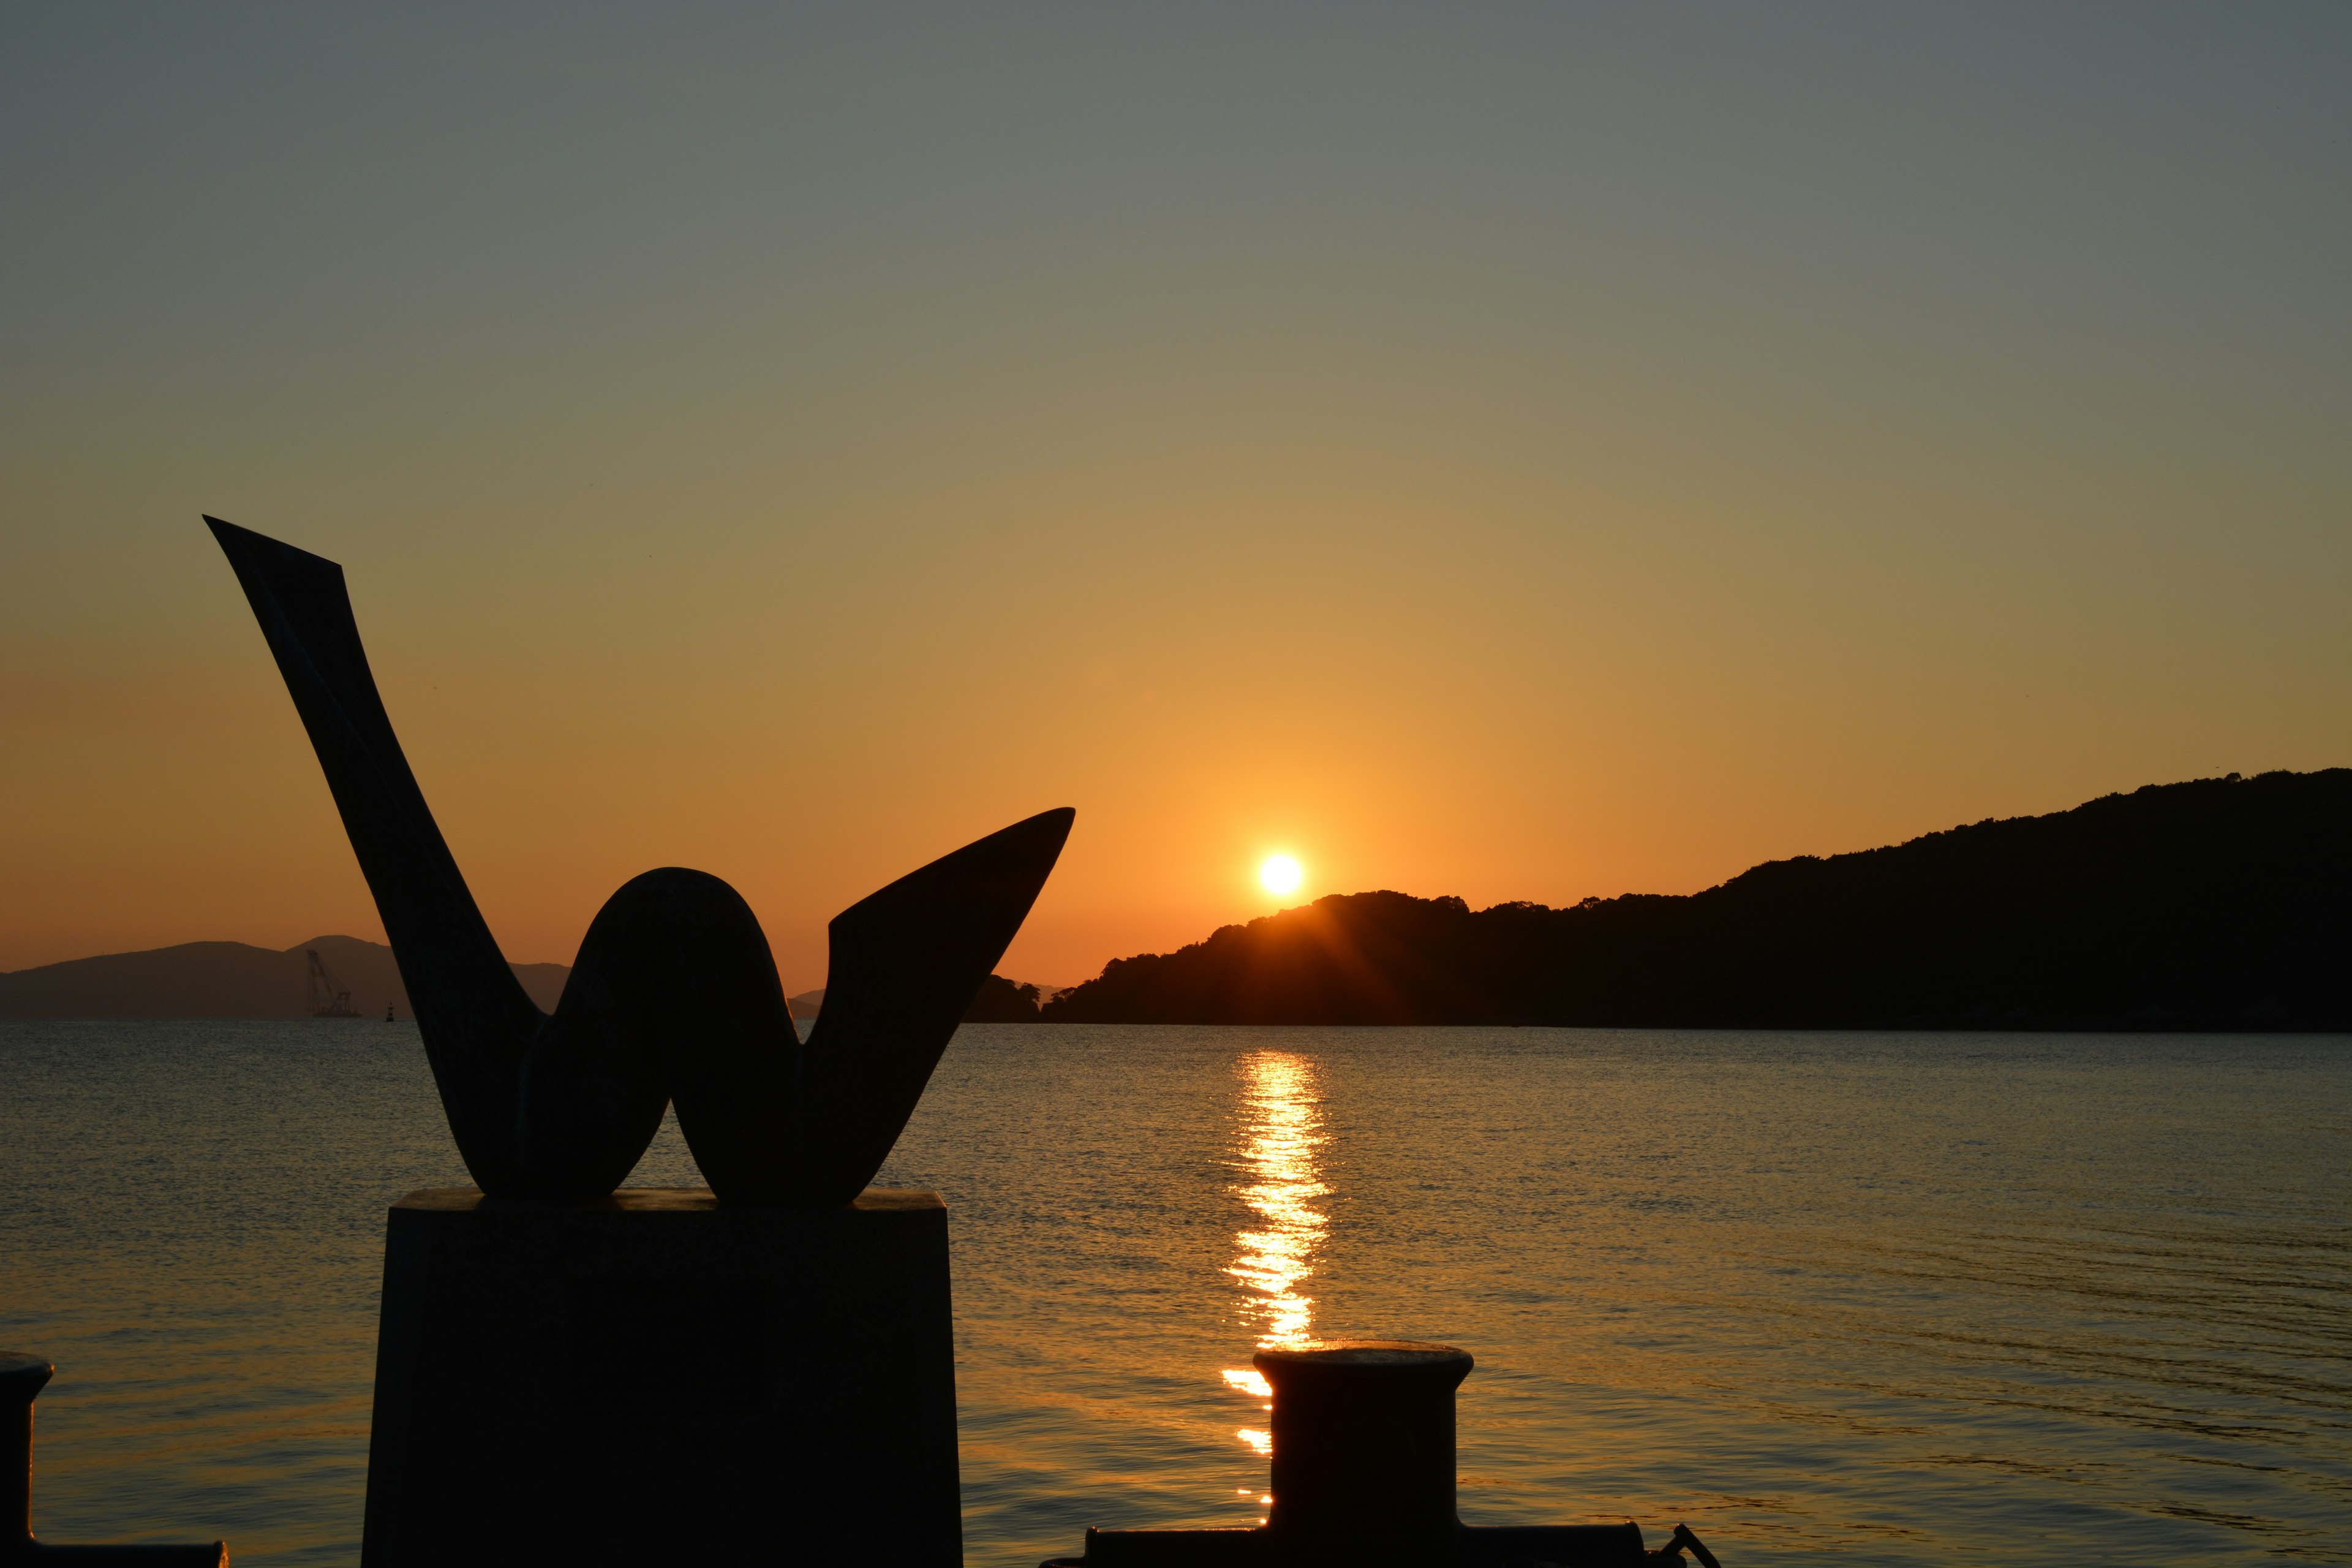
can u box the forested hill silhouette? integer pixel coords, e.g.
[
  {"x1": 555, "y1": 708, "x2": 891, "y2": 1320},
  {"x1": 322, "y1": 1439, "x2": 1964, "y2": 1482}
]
[{"x1": 1044, "y1": 770, "x2": 2352, "y2": 1031}]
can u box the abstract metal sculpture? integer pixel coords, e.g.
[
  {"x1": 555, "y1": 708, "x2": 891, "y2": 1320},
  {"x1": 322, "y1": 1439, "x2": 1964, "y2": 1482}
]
[{"x1": 208, "y1": 516, "x2": 1070, "y2": 1205}]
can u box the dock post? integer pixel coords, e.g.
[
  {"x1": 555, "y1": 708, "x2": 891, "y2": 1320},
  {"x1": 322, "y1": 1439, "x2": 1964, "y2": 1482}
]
[{"x1": 1, "y1": 1351, "x2": 227, "y2": 1564}]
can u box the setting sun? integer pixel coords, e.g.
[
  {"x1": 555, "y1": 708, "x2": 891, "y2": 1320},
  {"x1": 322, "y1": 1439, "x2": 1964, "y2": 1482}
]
[{"x1": 1259, "y1": 856, "x2": 1303, "y2": 896}]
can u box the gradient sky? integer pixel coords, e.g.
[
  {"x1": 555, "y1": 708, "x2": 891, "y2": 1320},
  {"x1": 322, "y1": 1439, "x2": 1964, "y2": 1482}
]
[{"x1": 4, "y1": 4, "x2": 2346, "y2": 990}]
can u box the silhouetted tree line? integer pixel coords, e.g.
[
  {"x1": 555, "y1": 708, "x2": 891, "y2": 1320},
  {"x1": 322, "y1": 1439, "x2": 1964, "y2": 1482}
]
[
  {"x1": 1040, "y1": 770, "x2": 2351, "y2": 1031},
  {"x1": 962, "y1": 973, "x2": 1045, "y2": 1022}
]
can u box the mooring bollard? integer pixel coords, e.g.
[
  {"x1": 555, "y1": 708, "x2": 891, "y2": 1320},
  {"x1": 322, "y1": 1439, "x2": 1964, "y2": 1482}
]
[
  {"x1": 1049, "y1": 1338, "x2": 1697, "y2": 1567},
  {"x1": 1256, "y1": 1341, "x2": 1471, "y2": 1566},
  {"x1": 2, "y1": 1355, "x2": 42, "y2": 1554},
  {"x1": 1, "y1": 1352, "x2": 227, "y2": 1566}
]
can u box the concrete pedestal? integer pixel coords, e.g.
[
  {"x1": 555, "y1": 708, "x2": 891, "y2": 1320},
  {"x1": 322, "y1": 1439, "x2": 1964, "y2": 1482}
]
[{"x1": 361, "y1": 1188, "x2": 960, "y2": 1568}]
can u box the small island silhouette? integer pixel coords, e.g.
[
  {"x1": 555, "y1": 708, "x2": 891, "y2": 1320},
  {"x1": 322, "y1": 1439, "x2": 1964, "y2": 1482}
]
[{"x1": 1043, "y1": 770, "x2": 2350, "y2": 1031}]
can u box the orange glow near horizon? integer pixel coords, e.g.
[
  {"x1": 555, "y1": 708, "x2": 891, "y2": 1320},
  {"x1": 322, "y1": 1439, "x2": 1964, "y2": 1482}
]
[{"x1": 2, "y1": 12, "x2": 2345, "y2": 992}]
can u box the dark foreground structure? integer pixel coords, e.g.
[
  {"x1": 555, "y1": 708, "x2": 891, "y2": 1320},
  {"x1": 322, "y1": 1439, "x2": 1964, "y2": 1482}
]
[
  {"x1": 203, "y1": 518, "x2": 1727, "y2": 1566},
  {"x1": 1047, "y1": 769, "x2": 2352, "y2": 1030},
  {"x1": 2, "y1": 1353, "x2": 226, "y2": 1564},
  {"x1": 208, "y1": 518, "x2": 1072, "y2": 1563},
  {"x1": 1046, "y1": 1342, "x2": 1716, "y2": 1568},
  {"x1": 363, "y1": 1191, "x2": 957, "y2": 1567}
]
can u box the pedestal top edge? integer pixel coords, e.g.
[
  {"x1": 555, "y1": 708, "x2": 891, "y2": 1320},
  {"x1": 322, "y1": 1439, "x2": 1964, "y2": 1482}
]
[
  {"x1": 392, "y1": 1186, "x2": 944, "y2": 1213},
  {"x1": 1253, "y1": 1339, "x2": 1472, "y2": 1368}
]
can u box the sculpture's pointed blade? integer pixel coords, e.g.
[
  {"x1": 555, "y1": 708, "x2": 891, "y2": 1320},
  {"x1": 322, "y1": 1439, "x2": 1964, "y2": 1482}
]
[
  {"x1": 780, "y1": 807, "x2": 1074, "y2": 1204},
  {"x1": 206, "y1": 517, "x2": 535, "y2": 1185}
]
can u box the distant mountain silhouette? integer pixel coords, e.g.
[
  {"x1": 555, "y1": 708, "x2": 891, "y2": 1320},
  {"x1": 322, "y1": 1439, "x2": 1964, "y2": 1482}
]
[
  {"x1": 0, "y1": 936, "x2": 568, "y2": 1019},
  {"x1": 0, "y1": 943, "x2": 1040, "y2": 1027},
  {"x1": 1044, "y1": 771, "x2": 2351, "y2": 1031}
]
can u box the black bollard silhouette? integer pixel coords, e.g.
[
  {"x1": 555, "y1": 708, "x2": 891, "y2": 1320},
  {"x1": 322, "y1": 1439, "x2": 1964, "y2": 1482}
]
[
  {"x1": 1257, "y1": 1343, "x2": 1474, "y2": 1566},
  {"x1": 1050, "y1": 1339, "x2": 1710, "y2": 1566},
  {"x1": 1, "y1": 1353, "x2": 227, "y2": 1565}
]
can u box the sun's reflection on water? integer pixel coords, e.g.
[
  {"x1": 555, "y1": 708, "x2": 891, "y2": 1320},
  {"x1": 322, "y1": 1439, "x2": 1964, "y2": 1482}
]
[{"x1": 1221, "y1": 1051, "x2": 1329, "y2": 1468}]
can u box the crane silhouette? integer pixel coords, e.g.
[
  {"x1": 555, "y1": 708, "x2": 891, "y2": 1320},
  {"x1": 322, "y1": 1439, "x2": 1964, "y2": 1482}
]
[{"x1": 207, "y1": 516, "x2": 1071, "y2": 1205}]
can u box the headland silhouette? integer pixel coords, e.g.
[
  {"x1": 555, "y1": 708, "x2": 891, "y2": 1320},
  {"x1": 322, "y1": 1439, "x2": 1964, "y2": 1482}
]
[{"x1": 1044, "y1": 770, "x2": 2350, "y2": 1031}]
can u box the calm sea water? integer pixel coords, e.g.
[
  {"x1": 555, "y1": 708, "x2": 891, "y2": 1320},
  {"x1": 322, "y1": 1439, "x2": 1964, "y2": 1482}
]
[{"x1": 1, "y1": 1022, "x2": 2346, "y2": 1565}]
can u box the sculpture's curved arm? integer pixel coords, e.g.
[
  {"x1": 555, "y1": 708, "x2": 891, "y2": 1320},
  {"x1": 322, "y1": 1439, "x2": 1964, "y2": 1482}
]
[
  {"x1": 208, "y1": 517, "x2": 1071, "y2": 1204},
  {"x1": 207, "y1": 516, "x2": 539, "y2": 1189},
  {"x1": 791, "y1": 805, "x2": 1072, "y2": 1205}
]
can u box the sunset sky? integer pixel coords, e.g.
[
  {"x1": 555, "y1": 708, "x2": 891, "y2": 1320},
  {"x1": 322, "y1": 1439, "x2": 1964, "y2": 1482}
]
[{"x1": 4, "y1": 5, "x2": 2346, "y2": 991}]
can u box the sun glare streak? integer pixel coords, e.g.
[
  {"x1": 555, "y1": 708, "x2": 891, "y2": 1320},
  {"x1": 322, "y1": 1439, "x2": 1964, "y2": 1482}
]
[{"x1": 1219, "y1": 1050, "x2": 1329, "y2": 1469}]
